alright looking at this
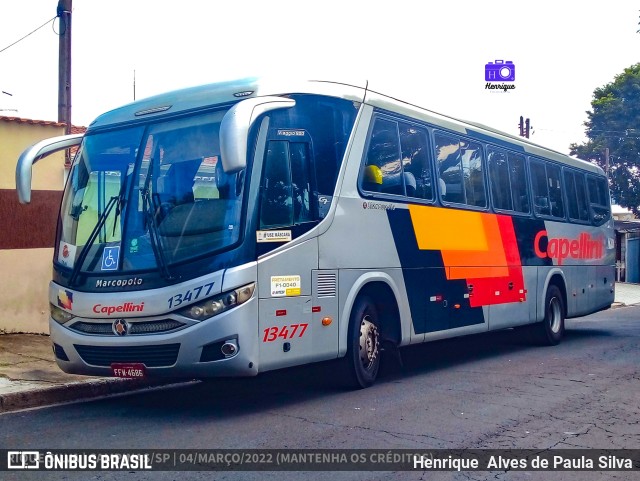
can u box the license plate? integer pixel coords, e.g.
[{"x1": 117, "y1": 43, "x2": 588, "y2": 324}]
[{"x1": 111, "y1": 363, "x2": 146, "y2": 378}]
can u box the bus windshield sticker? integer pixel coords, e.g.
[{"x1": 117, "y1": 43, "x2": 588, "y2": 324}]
[
  {"x1": 277, "y1": 129, "x2": 305, "y2": 137},
  {"x1": 129, "y1": 238, "x2": 139, "y2": 254},
  {"x1": 101, "y1": 245, "x2": 121, "y2": 271},
  {"x1": 271, "y1": 275, "x2": 301, "y2": 297},
  {"x1": 257, "y1": 230, "x2": 292, "y2": 243},
  {"x1": 57, "y1": 241, "x2": 77, "y2": 268},
  {"x1": 318, "y1": 196, "x2": 332, "y2": 219}
]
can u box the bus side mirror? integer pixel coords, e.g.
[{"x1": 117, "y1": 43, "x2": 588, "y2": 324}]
[
  {"x1": 219, "y1": 96, "x2": 295, "y2": 174},
  {"x1": 16, "y1": 133, "x2": 84, "y2": 204}
]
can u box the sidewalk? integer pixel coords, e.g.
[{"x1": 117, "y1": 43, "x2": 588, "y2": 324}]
[
  {"x1": 2, "y1": 283, "x2": 640, "y2": 413},
  {"x1": 610, "y1": 282, "x2": 640, "y2": 307},
  {"x1": 0, "y1": 333, "x2": 175, "y2": 413}
]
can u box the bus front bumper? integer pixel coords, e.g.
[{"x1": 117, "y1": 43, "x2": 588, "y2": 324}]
[{"x1": 49, "y1": 297, "x2": 260, "y2": 379}]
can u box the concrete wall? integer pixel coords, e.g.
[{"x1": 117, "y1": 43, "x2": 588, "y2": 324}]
[
  {"x1": 0, "y1": 120, "x2": 66, "y2": 190},
  {"x1": 0, "y1": 118, "x2": 66, "y2": 333},
  {"x1": 0, "y1": 249, "x2": 53, "y2": 333}
]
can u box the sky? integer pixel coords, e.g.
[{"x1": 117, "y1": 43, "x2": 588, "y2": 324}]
[{"x1": 1, "y1": 0, "x2": 639, "y2": 155}]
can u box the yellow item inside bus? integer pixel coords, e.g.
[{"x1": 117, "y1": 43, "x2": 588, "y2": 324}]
[{"x1": 364, "y1": 165, "x2": 383, "y2": 185}]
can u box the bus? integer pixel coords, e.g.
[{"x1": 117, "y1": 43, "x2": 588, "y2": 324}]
[{"x1": 16, "y1": 79, "x2": 615, "y2": 388}]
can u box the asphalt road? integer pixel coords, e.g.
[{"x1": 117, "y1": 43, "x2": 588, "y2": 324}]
[{"x1": 2, "y1": 306, "x2": 639, "y2": 481}]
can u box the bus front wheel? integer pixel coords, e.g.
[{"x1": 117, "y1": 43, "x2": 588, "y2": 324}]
[
  {"x1": 530, "y1": 284, "x2": 565, "y2": 345},
  {"x1": 343, "y1": 296, "x2": 380, "y2": 389}
]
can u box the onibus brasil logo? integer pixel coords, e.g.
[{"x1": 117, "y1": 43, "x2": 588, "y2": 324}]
[{"x1": 485, "y1": 59, "x2": 515, "y2": 92}]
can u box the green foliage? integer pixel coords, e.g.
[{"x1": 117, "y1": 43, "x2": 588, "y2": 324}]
[{"x1": 570, "y1": 63, "x2": 640, "y2": 215}]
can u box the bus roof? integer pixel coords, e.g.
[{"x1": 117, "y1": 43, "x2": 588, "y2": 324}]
[
  {"x1": 87, "y1": 78, "x2": 603, "y2": 176},
  {"x1": 86, "y1": 78, "x2": 366, "y2": 132}
]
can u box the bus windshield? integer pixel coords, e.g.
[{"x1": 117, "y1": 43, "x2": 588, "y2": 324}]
[{"x1": 57, "y1": 109, "x2": 243, "y2": 276}]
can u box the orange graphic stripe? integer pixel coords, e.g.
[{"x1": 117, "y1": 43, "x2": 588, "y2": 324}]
[
  {"x1": 407, "y1": 205, "x2": 527, "y2": 307},
  {"x1": 408, "y1": 205, "x2": 509, "y2": 278}
]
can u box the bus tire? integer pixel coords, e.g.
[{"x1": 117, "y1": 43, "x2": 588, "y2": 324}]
[
  {"x1": 530, "y1": 284, "x2": 565, "y2": 346},
  {"x1": 342, "y1": 295, "x2": 381, "y2": 389}
]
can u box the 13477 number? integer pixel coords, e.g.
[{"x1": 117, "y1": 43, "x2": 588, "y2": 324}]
[
  {"x1": 262, "y1": 323, "x2": 308, "y2": 342},
  {"x1": 167, "y1": 282, "x2": 215, "y2": 309}
]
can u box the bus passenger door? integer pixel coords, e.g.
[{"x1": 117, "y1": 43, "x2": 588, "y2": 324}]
[
  {"x1": 257, "y1": 242, "x2": 317, "y2": 372},
  {"x1": 256, "y1": 129, "x2": 328, "y2": 371}
]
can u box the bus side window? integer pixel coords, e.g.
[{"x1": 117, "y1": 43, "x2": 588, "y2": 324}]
[
  {"x1": 461, "y1": 140, "x2": 486, "y2": 208},
  {"x1": 488, "y1": 147, "x2": 512, "y2": 210},
  {"x1": 435, "y1": 132, "x2": 463, "y2": 203},
  {"x1": 508, "y1": 153, "x2": 530, "y2": 213},
  {"x1": 290, "y1": 142, "x2": 313, "y2": 223},
  {"x1": 489, "y1": 149, "x2": 530, "y2": 214},
  {"x1": 434, "y1": 132, "x2": 486, "y2": 207},
  {"x1": 530, "y1": 159, "x2": 550, "y2": 216},
  {"x1": 587, "y1": 175, "x2": 611, "y2": 226},
  {"x1": 260, "y1": 141, "x2": 294, "y2": 228},
  {"x1": 259, "y1": 139, "x2": 316, "y2": 229},
  {"x1": 362, "y1": 118, "x2": 404, "y2": 195},
  {"x1": 547, "y1": 163, "x2": 565, "y2": 218},
  {"x1": 399, "y1": 123, "x2": 432, "y2": 201},
  {"x1": 574, "y1": 172, "x2": 590, "y2": 221},
  {"x1": 564, "y1": 169, "x2": 589, "y2": 222}
]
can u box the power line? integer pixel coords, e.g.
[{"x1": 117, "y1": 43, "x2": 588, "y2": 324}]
[{"x1": 0, "y1": 16, "x2": 57, "y2": 55}]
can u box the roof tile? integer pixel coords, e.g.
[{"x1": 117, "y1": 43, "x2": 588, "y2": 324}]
[{"x1": 0, "y1": 115, "x2": 86, "y2": 133}]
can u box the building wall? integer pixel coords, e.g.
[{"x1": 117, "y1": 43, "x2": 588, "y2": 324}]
[{"x1": 0, "y1": 119, "x2": 67, "y2": 333}]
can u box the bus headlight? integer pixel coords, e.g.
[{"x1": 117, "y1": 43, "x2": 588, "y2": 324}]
[
  {"x1": 179, "y1": 283, "x2": 255, "y2": 321},
  {"x1": 50, "y1": 303, "x2": 76, "y2": 324}
]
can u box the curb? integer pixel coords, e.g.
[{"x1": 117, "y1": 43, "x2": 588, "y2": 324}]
[
  {"x1": 0, "y1": 378, "x2": 176, "y2": 414},
  {"x1": 611, "y1": 302, "x2": 640, "y2": 309}
]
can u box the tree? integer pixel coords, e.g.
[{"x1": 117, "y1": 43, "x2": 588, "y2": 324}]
[{"x1": 570, "y1": 63, "x2": 640, "y2": 215}]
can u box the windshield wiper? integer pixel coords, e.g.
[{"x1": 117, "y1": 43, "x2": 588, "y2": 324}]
[
  {"x1": 141, "y1": 187, "x2": 173, "y2": 281},
  {"x1": 68, "y1": 176, "x2": 130, "y2": 286},
  {"x1": 68, "y1": 195, "x2": 120, "y2": 287},
  {"x1": 112, "y1": 188, "x2": 126, "y2": 238},
  {"x1": 140, "y1": 153, "x2": 174, "y2": 281}
]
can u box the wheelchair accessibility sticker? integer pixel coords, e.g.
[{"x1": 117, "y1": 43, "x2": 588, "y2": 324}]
[{"x1": 101, "y1": 246, "x2": 120, "y2": 271}]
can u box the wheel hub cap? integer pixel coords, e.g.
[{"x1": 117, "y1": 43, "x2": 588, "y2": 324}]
[{"x1": 359, "y1": 316, "x2": 379, "y2": 371}]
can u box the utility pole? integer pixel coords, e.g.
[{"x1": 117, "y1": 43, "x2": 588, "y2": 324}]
[
  {"x1": 57, "y1": 0, "x2": 72, "y2": 147},
  {"x1": 519, "y1": 116, "x2": 531, "y2": 138},
  {"x1": 519, "y1": 116, "x2": 524, "y2": 137}
]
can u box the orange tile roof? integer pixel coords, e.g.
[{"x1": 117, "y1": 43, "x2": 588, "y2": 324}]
[
  {"x1": 0, "y1": 115, "x2": 86, "y2": 133},
  {"x1": 0, "y1": 116, "x2": 87, "y2": 167}
]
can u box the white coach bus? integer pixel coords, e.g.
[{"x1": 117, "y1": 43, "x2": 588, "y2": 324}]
[{"x1": 16, "y1": 79, "x2": 614, "y2": 388}]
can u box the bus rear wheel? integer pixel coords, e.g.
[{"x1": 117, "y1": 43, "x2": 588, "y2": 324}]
[
  {"x1": 343, "y1": 296, "x2": 380, "y2": 389},
  {"x1": 530, "y1": 284, "x2": 565, "y2": 345}
]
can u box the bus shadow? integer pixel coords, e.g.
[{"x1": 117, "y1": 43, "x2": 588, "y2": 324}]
[
  {"x1": 90, "y1": 324, "x2": 614, "y2": 420},
  {"x1": 563, "y1": 327, "x2": 615, "y2": 339},
  {"x1": 382, "y1": 325, "x2": 613, "y2": 379}
]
